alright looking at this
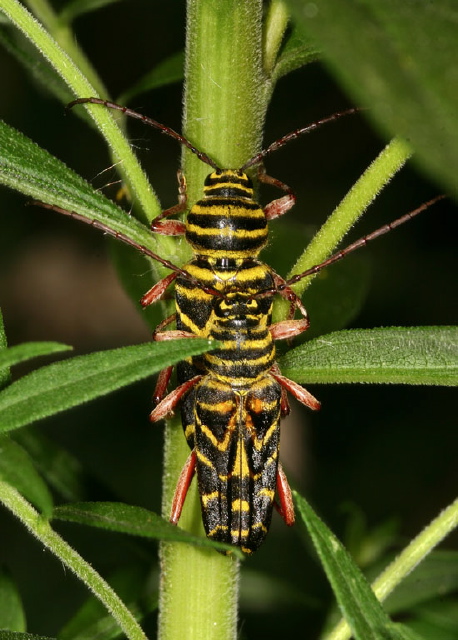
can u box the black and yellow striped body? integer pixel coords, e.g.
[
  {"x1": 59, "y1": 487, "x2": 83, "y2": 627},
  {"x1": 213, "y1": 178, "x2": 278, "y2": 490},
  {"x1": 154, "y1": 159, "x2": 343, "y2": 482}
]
[{"x1": 175, "y1": 169, "x2": 284, "y2": 553}]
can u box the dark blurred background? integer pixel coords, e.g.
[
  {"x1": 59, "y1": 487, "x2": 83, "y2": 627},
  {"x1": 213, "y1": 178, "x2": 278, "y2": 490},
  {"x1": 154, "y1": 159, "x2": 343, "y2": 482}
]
[{"x1": 0, "y1": 1, "x2": 456, "y2": 637}]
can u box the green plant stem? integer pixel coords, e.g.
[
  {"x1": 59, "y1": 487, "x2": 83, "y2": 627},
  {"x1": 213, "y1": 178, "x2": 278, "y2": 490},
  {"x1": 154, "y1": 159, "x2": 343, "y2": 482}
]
[
  {"x1": 23, "y1": 0, "x2": 107, "y2": 95},
  {"x1": 274, "y1": 136, "x2": 412, "y2": 321},
  {"x1": 158, "y1": 2, "x2": 285, "y2": 639},
  {"x1": 0, "y1": 0, "x2": 158, "y2": 224},
  {"x1": 323, "y1": 497, "x2": 458, "y2": 640},
  {"x1": 0, "y1": 480, "x2": 147, "y2": 640}
]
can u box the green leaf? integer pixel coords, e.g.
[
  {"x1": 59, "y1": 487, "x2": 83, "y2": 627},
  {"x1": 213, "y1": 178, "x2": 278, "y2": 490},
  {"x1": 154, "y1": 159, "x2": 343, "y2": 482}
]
[
  {"x1": 407, "y1": 598, "x2": 458, "y2": 640},
  {"x1": 0, "y1": 120, "x2": 159, "y2": 252},
  {"x1": 384, "y1": 551, "x2": 458, "y2": 615},
  {"x1": 0, "y1": 342, "x2": 72, "y2": 370},
  {"x1": 118, "y1": 51, "x2": 185, "y2": 104},
  {"x1": 265, "y1": 225, "x2": 371, "y2": 340},
  {"x1": 0, "y1": 22, "x2": 73, "y2": 105},
  {"x1": 0, "y1": 309, "x2": 10, "y2": 390},
  {"x1": 384, "y1": 625, "x2": 426, "y2": 640},
  {"x1": 0, "y1": 436, "x2": 53, "y2": 515},
  {"x1": 0, "y1": 338, "x2": 216, "y2": 432},
  {"x1": 13, "y1": 430, "x2": 85, "y2": 502},
  {"x1": 273, "y1": 25, "x2": 320, "y2": 83},
  {"x1": 279, "y1": 327, "x2": 458, "y2": 385},
  {"x1": 59, "y1": 0, "x2": 122, "y2": 25},
  {"x1": 286, "y1": 0, "x2": 458, "y2": 198},
  {"x1": 53, "y1": 502, "x2": 243, "y2": 557},
  {"x1": 0, "y1": 483, "x2": 147, "y2": 640},
  {"x1": 61, "y1": 610, "x2": 143, "y2": 640},
  {"x1": 0, "y1": 634, "x2": 55, "y2": 640},
  {"x1": 342, "y1": 506, "x2": 398, "y2": 569},
  {"x1": 0, "y1": 0, "x2": 158, "y2": 222},
  {"x1": 295, "y1": 491, "x2": 405, "y2": 640},
  {"x1": 0, "y1": 568, "x2": 26, "y2": 632},
  {"x1": 59, "y1": 564, "x2": 153, "y2": 640}
]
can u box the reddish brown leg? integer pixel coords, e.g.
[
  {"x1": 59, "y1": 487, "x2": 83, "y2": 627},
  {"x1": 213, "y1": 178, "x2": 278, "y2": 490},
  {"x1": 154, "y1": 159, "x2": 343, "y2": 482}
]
[
  {"x1": 152, "y1": 313, "x2": 198, "y2": 342},
  {"x1": 150, "y1": 170, "x2": 187, "y2": 235},
  {"x1": 152, "y1": 313, "x2": 176, "y2": 337},
  {"x1": 155, "y1": 330, "x2": 199, "y2": 342},
  {"x1": 275, "y1": 463, "x2": 295, "y2": 526},
  {"x1": 270, "y1": 363, "x2": 290, "y2": 416},
  {"x1": 257, "y1": 168, "x2": 296, "y2": 222},
  {"x1": 269, "y1": 317, "x2": 310, "y2": 342},
  {"x1": 271, "y1": 271, "x2": 308, "y2": 320},
  {"x1": 150, "y1": 375, "x2": 202, "y2": 423},
  {"x1": 152, "y1": 366, "x2": 174, "y2": 405},
  {"x1": 170, "y1": 451, "x2": 197, "y2": 524},
  {"x1": 151, "y1": 315, "x2": 198, "y2": 402},
  {"x1": 271, "y1": 372, "x2": 321, "y2": 411},
  {"x1": 141, "y1": 272, "x2": 177, "y2": 308}
]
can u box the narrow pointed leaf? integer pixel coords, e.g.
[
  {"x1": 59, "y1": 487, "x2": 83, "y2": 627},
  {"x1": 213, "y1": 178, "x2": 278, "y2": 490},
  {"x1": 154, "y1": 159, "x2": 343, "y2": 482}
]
[
  {"x1": 0, "y1": 568, "x2": 26, "y2": 632},
  {"x1": 53, "y1": 502, "x2": 244, "y2": 557},
  {"x1": 0, "y1": 634, "x2": 55, "y2": 640},
  {"x1": 407, "y1": 598, "x2": 458, "y2": 639},
  {"x1": 13, "y1": 430, "x2": 86, "y2": 502},
  {"x1": 273, "y1": 27, "x2": 320, "y2": 82},
  {"x1": 0, "y1": 338, "x2": 216, "y2": 432},
  {"x1": 384, "y1": 551, "x2": 458, "y2": 615},
  {"x1": 286, "y1": 0, "x2": 458, "y2": 198},
  {"x1": 295, "y1": 491, "x2": 405, "y2": 640},
  {"x1": 118, "y1": 51, "x2": 184, "y2": 104},
  {"x1": 0, "y1": 436, "x2": 53, "y2": 515},
  {"x1": 59, "y1": 565, "x2": 153, "y2": 640},
  {"x1": 59, "y1": 0, "x2": 122, "y2": 25},
  {"x1": 0, "y1": 309, "x2": 10, "y2": 390},
  {"x1": 0, "y1": 120, "x2": 158, "y2": 251},
  {"x1": 0, "y1": 342, "x2": 71, "y2": 370},
  {"x1": 0, "y1": 0, "x2": 158, "y2": 221},
  {"x1": 0, "y1": 24, "x2": 73, "y2": 105},
  {"x1": 279, "y1": 327, "x2": 458, "y2": 386},
  {"x1": 60, "y1": 606, "x2": 144, "y2": 640},
  {"x1": 0, "y1": 483, "x2": 147, "y2": 640},
  {"x1": 383, "y1": 626, "x2": 426, "y2": 640}
]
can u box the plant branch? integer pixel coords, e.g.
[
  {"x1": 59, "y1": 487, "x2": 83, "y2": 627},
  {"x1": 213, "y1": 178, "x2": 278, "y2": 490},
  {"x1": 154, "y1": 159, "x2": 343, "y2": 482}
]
[{"x1": 0, "y1": 481, "x2": 147, "y2": 640}]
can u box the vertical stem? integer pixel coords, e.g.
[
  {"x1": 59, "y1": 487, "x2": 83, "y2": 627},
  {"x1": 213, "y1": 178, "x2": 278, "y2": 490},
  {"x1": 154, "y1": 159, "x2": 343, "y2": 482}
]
[{"x1": 158, "y1": 1, "x2": 273, "y2": 639}]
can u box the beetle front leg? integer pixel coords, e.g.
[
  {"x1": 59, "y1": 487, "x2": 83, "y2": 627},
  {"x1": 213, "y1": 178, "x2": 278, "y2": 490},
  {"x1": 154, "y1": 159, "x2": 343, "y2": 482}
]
[{"x1": 150, "y1": 170, "x2": 187, "y2": 235}]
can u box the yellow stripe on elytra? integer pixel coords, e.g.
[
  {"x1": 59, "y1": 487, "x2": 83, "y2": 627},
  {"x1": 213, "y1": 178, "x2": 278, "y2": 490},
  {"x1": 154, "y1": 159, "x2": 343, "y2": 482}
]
[
  {"x1": 231, "y1": 440, "x2": 250, "y2": 478},
  {"x1": 207, "y1": 524, "x2": 229, "y2": 537},
  {"x1": 258, "y1": 488, "x2": 275, "y2": 500},
  {"x1": 196, "y1": 449, "x2": 214, "y2": 468},
  {"x1": 231, "y1": 499, "x2": 250, "y2": 512},
  {"x1": 197, "y1": 400, "x2": 235, "y2": 413},
  {"x1": 201, "y1": 491, "x2": 221, "y2": 507},
  {"x1": 251, "y1": 451, "x2": 278, "y2": 481},
  {"x1": 200, "y1": 424, "x2": 234, "y2": 451}
]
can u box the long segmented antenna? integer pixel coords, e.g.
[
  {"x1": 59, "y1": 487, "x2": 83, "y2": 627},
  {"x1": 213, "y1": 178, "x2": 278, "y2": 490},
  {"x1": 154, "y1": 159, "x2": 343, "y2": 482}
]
[
  {"x1": 241, "y1": 108, "x2": 361, "y2": 171},
  {"x1": 279, "y1": 194, "x2": 446, "y2": 291},
  {"x1": 68, "y1": 98, "x2": 221, "y2": 170},
  {"x1": 29, "y1": 200, "x2": 224, "y2": 298},
  {"x1": 69, "y1": 98, "x2": 359, "y2": 174}
]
